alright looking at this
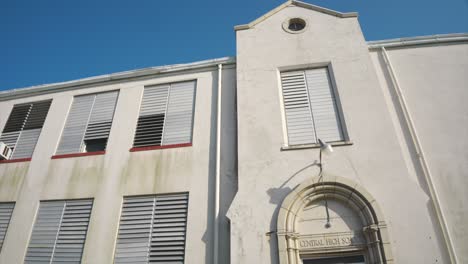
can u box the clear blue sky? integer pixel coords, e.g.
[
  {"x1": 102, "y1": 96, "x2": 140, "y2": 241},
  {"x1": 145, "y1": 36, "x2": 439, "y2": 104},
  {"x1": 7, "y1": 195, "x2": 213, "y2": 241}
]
[{"x1": 1, "y1": 0, "x2": 467, "y2": 91}]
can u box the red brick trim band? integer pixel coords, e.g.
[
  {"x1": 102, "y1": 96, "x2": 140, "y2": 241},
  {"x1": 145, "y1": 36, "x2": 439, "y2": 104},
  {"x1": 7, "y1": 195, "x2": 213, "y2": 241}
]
[
  {"x1": 51, "y1": 151, "x2": 106, "y2": 159},
  {"x1": 0, "y1": 158, "x2": 32, "y2": 164},
  {"x1": 130, "y1": 143, "x2": 192, "y2": 152}
]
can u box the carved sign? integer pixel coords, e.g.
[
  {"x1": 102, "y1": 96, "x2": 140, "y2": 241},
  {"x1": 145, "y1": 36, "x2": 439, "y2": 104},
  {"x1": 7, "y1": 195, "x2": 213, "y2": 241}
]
[{"x1": 299, "y1": 233, "x2": 365, "y2": 250}]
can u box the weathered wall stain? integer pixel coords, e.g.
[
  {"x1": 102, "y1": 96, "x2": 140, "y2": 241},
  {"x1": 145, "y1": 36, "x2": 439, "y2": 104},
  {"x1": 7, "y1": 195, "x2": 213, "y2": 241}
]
[{"x1": 0, "y1": 163, "x2": 29, "y2": 200}]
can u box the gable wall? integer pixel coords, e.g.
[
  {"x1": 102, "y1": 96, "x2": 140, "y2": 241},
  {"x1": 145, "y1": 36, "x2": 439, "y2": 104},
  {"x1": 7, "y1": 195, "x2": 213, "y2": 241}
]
[{"x1": 232, "y1": 4, "x2": 448, "y2": 263}]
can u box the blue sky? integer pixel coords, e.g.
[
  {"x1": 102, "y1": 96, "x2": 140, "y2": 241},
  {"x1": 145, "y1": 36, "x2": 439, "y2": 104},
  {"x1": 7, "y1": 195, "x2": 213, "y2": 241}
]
[{"x1": 1, "y1": 0, "x2": 467, "y2": 91}]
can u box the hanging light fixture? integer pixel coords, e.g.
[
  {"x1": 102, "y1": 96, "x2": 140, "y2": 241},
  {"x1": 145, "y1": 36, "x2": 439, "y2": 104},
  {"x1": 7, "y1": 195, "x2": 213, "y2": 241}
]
[{"x1": 318, "y1": 138, "x2": 333, "y2": 155}]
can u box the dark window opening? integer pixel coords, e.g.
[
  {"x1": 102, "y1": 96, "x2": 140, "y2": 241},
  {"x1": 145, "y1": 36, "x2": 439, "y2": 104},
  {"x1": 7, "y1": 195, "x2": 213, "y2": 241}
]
[
  {"x1": 288, "y1": 18, "x2": 306, "y2": 31},
  {"x1": 83, "y1": 138, "x2": 107, "y2": 152},
  {"x1": 133, "y1": 113, "x2": 165, "y2": 148},
  {"x1": 2, "y1": 104, "x2": 31, "y2": 133},
  {"x1": 303, "y1": 255, "x2": 365, "y2": 264}
]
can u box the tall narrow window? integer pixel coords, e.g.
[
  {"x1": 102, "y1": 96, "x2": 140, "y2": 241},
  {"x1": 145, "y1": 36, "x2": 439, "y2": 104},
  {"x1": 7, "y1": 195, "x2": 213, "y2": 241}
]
[
  {"x1": 281, "y1": 67, "x2": 344, "y2": 145},
  {"x1": 0, "y1": 202, "x2": 15, "y2": 252},
  {"x1": 114, "y1": 193, "x2": 189, "y2": 263},
  {"x1": 0, "y1": 100, "x2": 52, "y2": 159},
  {"x1": 56, "y1": 91, "x2": 119, "y2": 155},
  {"x1": 133, "y1": 81, "x2": 196, "y2": 149},
  {"x1": 25, "y1": 199, "x2": 93, "y2": 263}
]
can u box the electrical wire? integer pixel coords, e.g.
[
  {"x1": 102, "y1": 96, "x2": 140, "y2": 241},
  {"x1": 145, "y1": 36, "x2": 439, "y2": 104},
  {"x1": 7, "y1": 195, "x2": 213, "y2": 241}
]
[{"x1": 319, "y1": 146, "x2": 331, "y2": 228}]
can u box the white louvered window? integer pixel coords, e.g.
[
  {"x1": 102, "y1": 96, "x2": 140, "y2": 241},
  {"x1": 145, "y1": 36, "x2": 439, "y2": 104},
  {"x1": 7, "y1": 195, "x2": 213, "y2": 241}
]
[
  {"x1": 133, "y1": 81, "x2": 196, "y2": 148},
  {"x1": 281, "y1": 67, "x2": 345, "y2": 145},
  {"x1": 25, "y1": 199, "x2": 93, "y2": 264},
  {"x1": 0, "y1": 100, "x2": 52, "y2": 160},
  {"x1": 56, "y1": 91, "x2": 119, "y2": 155},
  {"x1": 114, "y1": 193, "x2": 189, "y2": 264},
  {"x1": 0, "y1": 202, "x2": 14, "y2": 252}
]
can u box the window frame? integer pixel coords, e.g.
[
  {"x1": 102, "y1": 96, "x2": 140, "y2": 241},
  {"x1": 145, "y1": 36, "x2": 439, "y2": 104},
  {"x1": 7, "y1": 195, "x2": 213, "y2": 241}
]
[
  {"x1": 53, "y1": 90, "x2": 119, "y2": 158},
  {"x1": 0, "y1": 99, "x2": 52, "y2": 161},
  {"x1": 278, "y1": 62, "x2": 351, "y2": 150},
  {"x1": 25, "y1": 198, "x2": 93, "y2": 263},
  {"x1": 130, "y1": 80, "x2": 197, "y2": 152},
  {"x1": 114, "y1": 192, "x2": 189, "y2": 264}
]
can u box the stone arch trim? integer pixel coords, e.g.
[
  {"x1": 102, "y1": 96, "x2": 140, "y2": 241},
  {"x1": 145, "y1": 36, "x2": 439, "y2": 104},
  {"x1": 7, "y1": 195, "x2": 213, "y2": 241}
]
[{"x1": 277, "y1": 174, "x2": 394, "y2": 264}]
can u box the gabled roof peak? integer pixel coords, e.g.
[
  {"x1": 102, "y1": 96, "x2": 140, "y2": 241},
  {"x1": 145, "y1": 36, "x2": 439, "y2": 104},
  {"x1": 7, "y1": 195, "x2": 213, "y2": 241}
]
[{"x1": 235, "y1": 0, "x2": 358, "y2": 31}]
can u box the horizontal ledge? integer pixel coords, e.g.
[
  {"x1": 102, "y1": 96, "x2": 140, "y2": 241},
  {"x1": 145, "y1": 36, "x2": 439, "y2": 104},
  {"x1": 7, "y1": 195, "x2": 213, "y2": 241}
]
[
  {"x1": 281, "y1": 141, "x2": 353, "y2": 151},
  {"x1": 0, "y1": 158, "x2": 32, "y2": 164},
  {"x1": 51, "y1": 151, "x2": 106, "y2": 159},
  {"x1": 130, "y1": 143, "x2": 192, "y2": 152}
]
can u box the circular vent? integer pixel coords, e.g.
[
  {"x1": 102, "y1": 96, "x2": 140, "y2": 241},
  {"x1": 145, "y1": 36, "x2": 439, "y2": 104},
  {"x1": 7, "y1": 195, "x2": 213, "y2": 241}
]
[{"x1": 283, "y1": 18, "x2": 307, "y2": 34}]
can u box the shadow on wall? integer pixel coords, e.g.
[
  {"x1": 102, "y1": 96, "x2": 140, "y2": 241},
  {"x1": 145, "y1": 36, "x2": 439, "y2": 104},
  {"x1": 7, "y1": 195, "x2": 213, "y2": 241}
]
[
  {"x1": 202, "y1": 67, "x2": 238, "y2": 264},
  {"x1": 266, "y1": 161, "x2": 321, "y2": 264},
  {"x1": 201, "y1": 71, "x2": 219, "y2": 264},
  {"x1": 219, "y1": 67, "x2": 239, "y2": 264}
]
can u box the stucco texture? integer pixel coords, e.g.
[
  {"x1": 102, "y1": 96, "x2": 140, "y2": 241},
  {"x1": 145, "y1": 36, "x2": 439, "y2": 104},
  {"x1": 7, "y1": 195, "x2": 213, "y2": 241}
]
[{"x1": 231, "y1": 4, "x2": 450, "y2": 264}]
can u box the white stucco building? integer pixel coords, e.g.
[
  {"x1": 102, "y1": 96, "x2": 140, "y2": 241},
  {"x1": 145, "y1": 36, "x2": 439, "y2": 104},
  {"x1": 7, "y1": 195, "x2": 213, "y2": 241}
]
[{"x1": 0, "y1": 1, "x2": 467, "y2": 263}]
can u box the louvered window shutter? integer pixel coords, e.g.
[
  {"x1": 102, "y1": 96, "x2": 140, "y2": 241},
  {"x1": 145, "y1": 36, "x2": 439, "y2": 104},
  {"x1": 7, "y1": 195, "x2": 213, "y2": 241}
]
[
  {"x1": 84, "y1": 92, "x2": 119, "y2": 141},
  {"x1": 1, "y1": 104, "x2": 30, "y2": 134},
  {"x1": 162, "y1": 82, "x2": 195, "y2": 145},
  {"x1": 56, "y1": 91, "x2": 118, "y2": 155},
  {"x1": 281, "y1": 71, "x2": 317, "y2": 145},
  {"x1": 281, "y1": 67, "x2": 344, "y2": 145},
  {"x1": 0, "y1": 202, "x2": 14, "y2": 252},
  {"x1": 0, "y1": 104, "x2": 31, "y2": 151},
  {"x1": 25, "y1": 199, "x2": 93, "y2": 263},
  {"x1": 133, "y1": 81, "x2": 195, "y2": 148},
  {"x1": 0, "y1": 100, "x2": 51, "y2": 159},
  {"x1": 133, "y1": 84, "x2": 169, "y2": 148},
  {"x1": 56, "y1": 95, "x2": 95, "y2": 154},
  {"x1": 11, "y1": 129, "x2": 42, "y2": 159},
  {"x1": 305, "y1": 68, "x2": 344, "y2": 142},
  {"x1": 24, "y1": 101, "x2": 53, "y2": 130},
  {"x1": 114, "y1": 193, "x2": 189, "y2": 264}
]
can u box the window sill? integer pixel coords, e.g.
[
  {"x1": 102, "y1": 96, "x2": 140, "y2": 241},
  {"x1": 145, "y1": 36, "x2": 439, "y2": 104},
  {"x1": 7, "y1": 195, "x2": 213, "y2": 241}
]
[
  {"x1": 0, "y1": 158, "x2": 32, "y2": 164},
  {"x1": 281, "y1": 141, "x2": 353, "y2": 151},
  {"x1": 51, "y1": 151, "x2": 106, "y2": 159},
  {"x1": 130, "y1": 143, "x2": 192, "y2": 153}
]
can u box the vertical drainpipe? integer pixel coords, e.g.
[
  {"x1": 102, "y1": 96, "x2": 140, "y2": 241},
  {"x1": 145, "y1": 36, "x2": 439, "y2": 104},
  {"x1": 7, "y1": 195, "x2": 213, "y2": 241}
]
[
  {"x1": 381, "y1": 47, "x2": 457, "y2": 263},
  {"x1": 214, "y1": 63, "x2": 222, "y2": 264}
]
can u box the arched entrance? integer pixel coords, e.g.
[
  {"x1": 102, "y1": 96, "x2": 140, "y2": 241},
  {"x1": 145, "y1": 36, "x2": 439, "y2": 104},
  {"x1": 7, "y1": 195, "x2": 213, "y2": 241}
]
[{"x1": 277, "y1": 175, "x2": 393, "y2": 264}]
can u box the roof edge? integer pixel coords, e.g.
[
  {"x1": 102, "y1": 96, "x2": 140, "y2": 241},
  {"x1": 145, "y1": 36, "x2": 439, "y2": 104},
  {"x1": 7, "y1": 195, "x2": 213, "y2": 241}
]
[
  {"x1": 0, "y1": 57, "x2": 236, "y2": 101},
  {"x1": 235, "y1": 0, "x2": 357, "y2": 31},
  {"x1": 368, "y1": 33, "x2": 468, "y2": 49}
]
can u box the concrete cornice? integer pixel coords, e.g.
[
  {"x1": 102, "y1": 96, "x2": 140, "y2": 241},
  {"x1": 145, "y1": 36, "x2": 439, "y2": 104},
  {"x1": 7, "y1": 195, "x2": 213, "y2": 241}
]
[
  {"x1": 234, "y1": 0, "x2": 357, "y2": 31},
  {"x1": 0, "y1": 57, "x2": 236, "y2": 101},
  {"x1": 368, "y1": 33, "x2": 468, "y2": 49}
]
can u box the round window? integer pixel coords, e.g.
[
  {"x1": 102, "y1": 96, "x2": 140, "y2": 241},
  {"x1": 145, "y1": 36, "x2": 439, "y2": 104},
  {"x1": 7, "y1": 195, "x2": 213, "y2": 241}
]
[
  {"x1": 282, "y1": 18, "x2": 307, "y2": 34},
  {"x1": 288, "y1": 18, "x2": 306, "y2": 31}
]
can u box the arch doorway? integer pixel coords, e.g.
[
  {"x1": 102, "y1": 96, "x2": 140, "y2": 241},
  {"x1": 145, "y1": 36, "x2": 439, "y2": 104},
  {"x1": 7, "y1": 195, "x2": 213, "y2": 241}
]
[{"x1": 277, "y1": 176, "x2": 393, "y2": 264}]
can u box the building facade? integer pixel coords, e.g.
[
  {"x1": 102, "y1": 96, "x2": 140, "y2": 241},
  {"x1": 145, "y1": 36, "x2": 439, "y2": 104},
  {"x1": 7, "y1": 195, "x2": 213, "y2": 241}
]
[{"x1": 0, "y1": 1, "x2": 467, "y2": 263}]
